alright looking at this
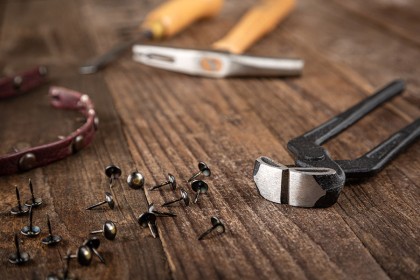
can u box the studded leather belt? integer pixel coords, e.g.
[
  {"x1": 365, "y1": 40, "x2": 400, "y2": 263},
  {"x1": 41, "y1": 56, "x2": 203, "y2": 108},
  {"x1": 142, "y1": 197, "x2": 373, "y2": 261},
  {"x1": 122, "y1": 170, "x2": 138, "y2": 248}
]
[{"x1": 0, "y1": 66, "x2": 98, "y2": 175}]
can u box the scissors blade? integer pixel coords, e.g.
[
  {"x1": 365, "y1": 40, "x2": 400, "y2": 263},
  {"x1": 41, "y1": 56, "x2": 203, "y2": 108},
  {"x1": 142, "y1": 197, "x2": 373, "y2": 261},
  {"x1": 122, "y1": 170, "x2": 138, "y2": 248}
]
[{"x1": 132, "y1": 45, "x2": 304, "y2": 78}]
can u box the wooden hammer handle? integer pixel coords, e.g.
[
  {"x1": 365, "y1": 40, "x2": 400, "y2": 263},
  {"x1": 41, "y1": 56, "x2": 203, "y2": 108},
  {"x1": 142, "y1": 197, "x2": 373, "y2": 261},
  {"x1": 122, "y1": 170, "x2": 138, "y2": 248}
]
[
  {"x1": 143, "y1": 0, "x2": 224, "y2": 39},
  {"x1": 212, "y1": 0, "x2": 295, "y2": 54}
]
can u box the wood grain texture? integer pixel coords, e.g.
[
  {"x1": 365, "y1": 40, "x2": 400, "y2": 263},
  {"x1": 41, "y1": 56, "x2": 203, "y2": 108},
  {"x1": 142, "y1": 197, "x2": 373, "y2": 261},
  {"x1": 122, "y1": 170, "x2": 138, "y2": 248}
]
[
  {"x1": 0, "y1": 0, "x2": 419, "y2": 279},
  {"x1": 333, "y1": 0, "x2": 420, "y2": 47}
]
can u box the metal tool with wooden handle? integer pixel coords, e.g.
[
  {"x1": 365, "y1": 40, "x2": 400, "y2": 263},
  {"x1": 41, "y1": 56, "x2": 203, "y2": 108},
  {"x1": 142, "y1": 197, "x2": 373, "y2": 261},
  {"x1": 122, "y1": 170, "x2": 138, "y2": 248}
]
[
  {"x1": 212, "y1": 0, "x2": 295, "y2": 54},
  {"x1": 144, "y1": 0, "x2": 223, "y2": 39},
  {"x1": 132, "y1": 0, "x2": 304, "y2": 78},
  {"x1": 80, "y1": 0, "x2": 223, "y2": 74}
]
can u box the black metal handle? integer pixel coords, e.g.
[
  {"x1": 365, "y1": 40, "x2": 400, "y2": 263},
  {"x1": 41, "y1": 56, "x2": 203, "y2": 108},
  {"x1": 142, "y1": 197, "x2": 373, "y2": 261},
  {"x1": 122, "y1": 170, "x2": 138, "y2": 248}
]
[
  {"x1": 304, "y1": 80, "x2": 405, "y2": 145},
  {"x1": 337, "y1": 118, "x2": 420, "y2": 179},
  {"x1": 287, "y1": 79, "x2": 408, "y2": 191}
]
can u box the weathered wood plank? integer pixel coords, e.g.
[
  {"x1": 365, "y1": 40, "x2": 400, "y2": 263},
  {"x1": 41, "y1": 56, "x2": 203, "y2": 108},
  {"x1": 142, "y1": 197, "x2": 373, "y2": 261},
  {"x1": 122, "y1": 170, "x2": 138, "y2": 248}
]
[
  {"x1": 0, "y1": 0, "x2": 419, "y2": 279},
  {"x1": 80, "y1": 0, "x2": 420, "y2": 278},
  {"x1": 287, "y1": 0, "x2": 420, "y2": 104},
  {"x1": 333, "y1": 0, "x2": 420, "y2": 46}
]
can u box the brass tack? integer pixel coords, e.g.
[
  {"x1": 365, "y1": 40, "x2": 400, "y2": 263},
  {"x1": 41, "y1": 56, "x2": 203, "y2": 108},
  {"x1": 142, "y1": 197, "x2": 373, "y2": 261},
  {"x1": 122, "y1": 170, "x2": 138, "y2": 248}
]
[
  {"x1": 90, "y1": 220, "x2": 117, "y2": 240},
  {"x1": 198, "y1": 216, "x2": 225, "y2": 240},
  {"x1": 18, "y1": 153, "x2": 36, "y2": 171},
  {"x1": 127, "y1": 170, "x2": 145, "y2": 189},
  {"x1": 8, "y1": 233, "x2": 30, "y2": 265},
  {"x1": 13, "y1": 76, "x2": 23, "y2": 89},
  {"x1": 94, "y1": 116, "x2": 99, "y2": 130},
  {"x1": 149, "y1": 173, "x2": 177, "y2": 191},
  {"x1": 38, "y1": 65, "x2": 48, "y2": 76},
  {"x1": 72, "y1": 135, "x2": 84, "y2": 153},
  {"x1": 161, "y1": 188, "x2": 190, "y2": 207}
]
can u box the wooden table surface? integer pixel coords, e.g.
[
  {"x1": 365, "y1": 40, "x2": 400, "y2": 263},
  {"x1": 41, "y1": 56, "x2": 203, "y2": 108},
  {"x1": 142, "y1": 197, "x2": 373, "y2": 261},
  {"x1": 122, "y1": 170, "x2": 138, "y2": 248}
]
[{"x1": 0, "y1": 0, "x2": 419, "y2": 279}]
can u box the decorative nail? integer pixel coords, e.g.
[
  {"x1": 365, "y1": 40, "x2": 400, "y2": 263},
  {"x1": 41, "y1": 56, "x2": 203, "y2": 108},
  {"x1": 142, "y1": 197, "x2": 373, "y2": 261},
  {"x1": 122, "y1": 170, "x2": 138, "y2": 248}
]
[
  {"x1": 42, "y1": 214, "x2": 62, "y2": 245},
  {"x1": 187, "y1": 161, "x2": 211, "y2": 182},
  {"x1": 149, "y1": 173, "x2": 176, "y2": 191},
  {"x1": 64, "y1": 246, "x2": 92, "y2": 266},
  {"x1": 25, "y1": 178, "x2": 43, "y2": 207},
  {"x1": 13, "y1": 75, "x2": 23, "y2": 89},
  {"x1": 8, "y1": 233, "x2": 30, "y2": 264},
  {"x1": 83, "y1": 237, "x2": 105, "y2": 264},
  {"x1": 105, "y1": 164, "x2": 122, "y2": 188},
  {"x1": 72, "y1": 135, "x2": 84, "y2": 153},
  {"x1": 21, "y1": 206, "x2": 41, "y2": 237},
  {"x1": 148, "y1": 203, "x2": 176, "y2": 217},
  {"x1": 137, "y1": 212, "x2": 158, "y2": 238},
  {"x1": 86, "y1": 192, "x2": 114, "y2": 210},
  {"x1": 127, "y1": 170, "x2": 145, "y2": 189},
  {"x1": 198, "y1": 217, "x2": 225, "y2": 240},
  {"x1": 161, "y1": 188, "x2": 189, "y2": 207},
  {"x1": 90, "y1": 220, "x2": 117, "y2": 240},
  {"x1": 18, "y1": 153, "x2": 36, "y2": 171},
  {"x1": 191, "y1": 180, "x2": 208, "y2": 204},
  {"x1": 11, "y1": 187, "x2": 29, "y2": 215}
]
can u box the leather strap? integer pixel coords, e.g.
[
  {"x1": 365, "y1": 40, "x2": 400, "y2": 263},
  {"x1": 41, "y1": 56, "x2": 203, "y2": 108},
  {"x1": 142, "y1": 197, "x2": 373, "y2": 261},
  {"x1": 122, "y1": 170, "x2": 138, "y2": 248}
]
[
  {"x1": 0, "y1": 66, "x2": 48, "y2": 98},
  {"x1": 0, "y1": 66, "x2": 98, "y2": 175}
]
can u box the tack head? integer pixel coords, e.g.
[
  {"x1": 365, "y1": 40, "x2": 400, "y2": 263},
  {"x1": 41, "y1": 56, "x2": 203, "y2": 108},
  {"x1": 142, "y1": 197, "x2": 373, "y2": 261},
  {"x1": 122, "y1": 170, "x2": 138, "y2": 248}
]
[
  {"x1": 211, "y1": 216, "x2": 225, "y2": 233},
  {"x1": 198, "y1": 162, "x2": 211, "y2": 177},
  {"x1": 161, "y1": 187, "x2": 190, "y2": 207},
  {"x1": 127, "y1": 171, "x2": 145, "y2": 189},
  {"x1": 25, "y1": 179, "x2": 43, "y2": 207},
  {"x1": 18, "y1": 153, "x2": 36, "y2": 171},
  {"x1": 38, "y1": 65, "x2": 48, "y2": 76},
  {"x1": 83, "y1": 237, "x2": 105, "y2": 264},
  {"x1": 42, "y1": 214, "x2": 62, "y2": 245},
  {"x1": 83, "y1": 237, "x2": 101, "y2": 249},
  {"x1": 21, "y1": 225, "x2": 41, "y2": 237},
  {"x1": 191, "y1": 180, "x2": 208, "y2": 193},
  {"x1": 8, "y1": 252, "x2": 30, "y2": 264},
  {"x1": 198, "y1": 216, "x2": 225, "y2": 240},
  {"x1": 86, "y1": 192, "x2": 114, "y2": 210},
  {"x1": 9, "y1": 234, "x2": 30, "y2": 265},
  {"x1": 105, "y1": 164, "x2": 122, "y2": 179},
  {"x1": 180, "y1": 189, "x2": 190, "y2": 206},
  {"x1": 105, "y1": 192, "x2": 115, "y2": 209},
  {"x1": 25, "y1": 197, "x2": 43, "y2": 207},
  {"x1": 138, "y1": 212, "x2": 156, "y2": 228},
  {"x1": 103, "y1": 221, "x2": 117, "y2": 240},
  {"x1": 72, "y1": 135, "x2": 84, "y2": 153},
  {"x1": 13, "y1": 75, "x2": 23, "y2": 88},
  {"x1": 77, "y1": 246, "x2": 93, "y2": 266},
  {"x1": 42, "y1": 235, "x2": 62, "y2": 245},
  {"x1": 11, "y1": 205, "x2": 29, "y2": 215},
  {"x1": 150, "y1": 173, "x2": 178, "y2": 191},
  {"x1": 168, "y1": 173, "x2": 177, "y2": 190},
  {"x1": 148, "y1": 203, "x2": 156, "y2": 213},
  {"x1": 21, "y1": 206, "x2": 41, "y2": 236},
  {"x1": 94, "y1": 116, "x2": 100, "y2": 130}
]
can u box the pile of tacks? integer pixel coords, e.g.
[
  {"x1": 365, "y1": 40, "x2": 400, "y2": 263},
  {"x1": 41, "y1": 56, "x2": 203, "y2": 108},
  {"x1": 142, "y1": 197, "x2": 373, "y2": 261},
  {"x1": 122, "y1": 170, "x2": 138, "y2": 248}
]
[{"x1": 7, "y1": 162, "x2": 225, "y2": 279}]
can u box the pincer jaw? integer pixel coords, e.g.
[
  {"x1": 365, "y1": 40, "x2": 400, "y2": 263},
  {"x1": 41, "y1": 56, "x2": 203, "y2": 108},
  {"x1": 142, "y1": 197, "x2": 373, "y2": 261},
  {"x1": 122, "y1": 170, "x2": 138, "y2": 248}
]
[{"x1": 253, "y1": 156, "x2": 341, "y2": 208}]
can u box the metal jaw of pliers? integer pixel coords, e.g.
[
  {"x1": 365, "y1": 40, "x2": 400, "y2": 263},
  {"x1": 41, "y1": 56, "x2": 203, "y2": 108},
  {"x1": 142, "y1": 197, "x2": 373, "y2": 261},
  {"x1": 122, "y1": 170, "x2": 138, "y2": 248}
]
[{"x1": 253, "y1": 80, "x2": 420, "y2": 208}]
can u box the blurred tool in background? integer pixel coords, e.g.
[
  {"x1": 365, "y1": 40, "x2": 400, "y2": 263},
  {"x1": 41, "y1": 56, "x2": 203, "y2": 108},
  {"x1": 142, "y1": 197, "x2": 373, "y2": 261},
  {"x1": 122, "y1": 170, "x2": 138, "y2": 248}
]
[
  {"x1": 80, "y1": 0, "x2": 224, "y2": 74},
  {"x1": 132, "y1": 0, "x2": 304, "y2": 78}
]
